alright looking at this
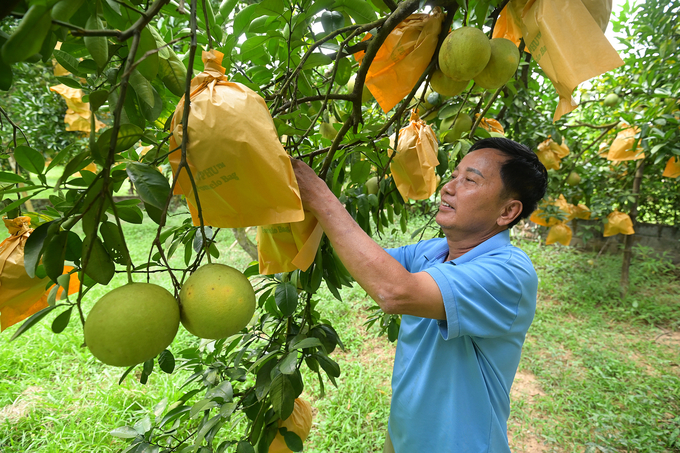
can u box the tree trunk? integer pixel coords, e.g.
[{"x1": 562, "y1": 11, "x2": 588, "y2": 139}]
[
  {"x1": 232, "y1": 227, "x2": 258, "y2": 261},
  {"x1": 620, "y1": 160, "x2": 645, "y2": 297}
]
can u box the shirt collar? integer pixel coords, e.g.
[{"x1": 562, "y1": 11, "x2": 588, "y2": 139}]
[{"x1": 425, "y1": 230, "x2": 511, "y2": 265}]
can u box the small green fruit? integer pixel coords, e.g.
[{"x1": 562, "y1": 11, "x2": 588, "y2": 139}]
[
  {"x1": 320, "y1": 122, "x2": 338, "y2": 140},
  {"x1": 604, "y1": 93, "x2": 620, "y2": 107},
  {"x1": 566, "y1": 171, "x2": 581, "y2": 186},
  {"x1": 365, "y1": 176, "x2": 379, "y2": 195}
]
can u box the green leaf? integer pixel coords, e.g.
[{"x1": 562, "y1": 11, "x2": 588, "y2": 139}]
[
  {"x1": 133, "y1": 27, "x2": 159, "y2": 80},
  {"x1": 137, "y1": 84, "x2": 163, "y2": 123},
  {"x1": 302, "y1": 52, "x2": 333, "y2": 70},
  {"x1": 84, "y1": 15, "x2": 109, "y2": 68},
  {"x1": 125, "y1": 162, "x2": 171, "y2": 209},
  {"x1": 23, "y1": 221, "x2": 55, "y2": 278},
  {"x1": 255, "y1": 356, "x2": 278, "y2": 400},
  {"x1": 340, "y1": 0, "x2": 377, "y2": 24},
  {"x1": 108, "y1": 426, "x2": 140, "y2": 439},
  {"x1": 99, "y1": 221, "x2": 126, "y2": 264},
  {"x1": 316, "y1": 352, "x2": 341, "y2": 381},
  {"x1": 282, "y1": 429, "x2": 303, "y2": 452},
  {"x1": 82, "y1": 235, "x2": 115, "y2": 285},
  {"x1": 102, "y1": 0, "x2": 128, "y2": 29},
  {"x1": 275, "y1": 282, "x2": 298, "y2": 317},
  {"x1": 96, "y1": 124, "x2": 145, "y2": 159},
  {"x1": 114, "y1": 205, "x2": 144, "y2": 224},
  {"x1": 0, "y1": 58, "x2": 13, "y2": 91},
  {"x1": 51, "y1": 306, "x2": 73, "y2": 334},
  {"x1": 10, "y1": 306, "x2": 58, "y2": 341},
  {"x1": 236, "y1": 440, "x2": 255, "y2": 453},
  {"x1": 53, "y1": 49, "x2": 81, "y2": 75},
  {"x1": 0, "y1": 5, "x2": 52, "y2": 65},
  {"x1": 55, "y1": 76, "x2": 83, "y2": 89},
  {"x1": 270, "y1": 373, "x2": 295, "y2": 419},
  {"x1": 128, "y1": 69, "x2": 155, "y2": 109},
  {"x1": 88, "y1": 89, "x2": 109, "y2": 111},
  {"x1": 290, "y1": 337, "x2": 322, "y2": 350},
  {"x1": 159, "y1": 54, "x2": 187, "y2": 97},
  {"x1": 279, "y1": 351, "x2": 298, "y2": 375},
  {"x1": 56, "y1": 152, "x2": 90, "y2": 186},
  {"x1": 0, "y1": 171, "x2": 27, "y2": 184},
  {"x1": 43, "y1": 231, "x2": 69, "y2": 282},
  {"x1": 14, "y1": 146, "x2": 45, "y2": 175}
]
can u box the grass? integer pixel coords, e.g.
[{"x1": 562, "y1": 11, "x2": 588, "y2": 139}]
[{"x1": 1, "y1": 212, "x2": 679, "y2": 453}]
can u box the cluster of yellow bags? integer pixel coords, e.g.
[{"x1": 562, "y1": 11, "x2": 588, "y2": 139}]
[
  {"x1": 493, "y1": 0, "x2": 624, "y2": 121},
  {"x1": 0, "y1": 217, "x2": 79, "y2": 331},
  {"x1": 531, "y1": 195, "x2": 635, "y2": 244}
]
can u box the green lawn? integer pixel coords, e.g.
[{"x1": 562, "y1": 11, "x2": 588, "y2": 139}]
[{"x1": 1, "y1": 211, "x2": 678, "y2": 453}]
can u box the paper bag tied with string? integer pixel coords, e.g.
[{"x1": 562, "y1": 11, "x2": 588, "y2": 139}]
[
  {"x1": 354, "y1": 8, "x2": 444, "y2": 113},
  {"x1": 50, "y1": 84, "x2": 106, "y2": 133},
  {"x1": 0, "y1": 217, "x2": 79, "y2": 331},
  {"x1": 603, "y1": 210, "x2": 634, "y2": 237},
  {"x1": 607, "y1": 125, "x2": 645, "y2": 162},
  {"x1": 389, "y1": 109, "x2": 440, "y2": 200},
  {"x1": 546, "y1": 223, "x2": 572, "y2": 246},
  {"x1": 257, "y1": 211, "x2": 324, "y2": 275},
  {"x1": 169, "y1": 50, "x2": 304, "y2": 228},
  {"x1": 662, "y1": 157, "x2": 680, "y2": 178},
  {"x1": 495, "y1": 0, "x2": 624, "y2": 121}
]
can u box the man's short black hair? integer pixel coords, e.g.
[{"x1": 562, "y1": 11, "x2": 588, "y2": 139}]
[{"x1": 468, "y1": 137, "x2": 548, "y2": 228}]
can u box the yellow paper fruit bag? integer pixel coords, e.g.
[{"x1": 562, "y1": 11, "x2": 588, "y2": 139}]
[
  {"x1": 269, "y1": 398, "x2": 313, "y2": 453},
  {"x1": 535, "y1": 137, "x2": 569, "y2": 170},
  {"x1": 546, "y1": 222, "x2": 572, "y2": 246},
  {"x1": 496, "y1": 0, "x2": 624, "y2": 121},
  {"x1": 572, "y1": 203, "x2": 591, "y2": 220},
  {"x1": 256, "y1": 212, "x2": 324, "y2": 275},
  {"x1": 607, "y1": 125, "x2": 645, "y2": 162},
  {"x1": 662, "y1": 156, "x2": 680, "y2": 178},
  {"x1": 476, "y1": 115, "x2": 505, "y2": 135},
  {"x1": 0, "y1": 217, "x2": 79, "y2": 331},
  {"x1": 530, "y1": 194, "x2": 572, "y2": 226},
  {"x1": 603, "y1": 210, "x2": 635, "y2": 237},
  {"x1": 169, "y1": 50, "x2": 304, "y2": 228},
  {"x1": 49, "y1": 84, "x2": 106, "y2": 133},
  {"x1": 354, "y1": 8, "x2": 444, "y2": 113},
  {"x1": 389, "y1": 109, "x2": 440, "y2": 200}
]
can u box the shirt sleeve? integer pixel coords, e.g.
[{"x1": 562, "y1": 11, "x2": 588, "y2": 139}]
[{"x1": 423, "y1": 250, "x2": 537, "y2": 340}]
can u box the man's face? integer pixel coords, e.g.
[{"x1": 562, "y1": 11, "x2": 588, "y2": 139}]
[{"x1": 436, "y1": 147, "x2": 514, "y2": 238}]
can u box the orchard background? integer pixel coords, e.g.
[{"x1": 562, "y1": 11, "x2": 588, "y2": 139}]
[{"x1": 0, "y1": 0, "x2": 679, "y2": 452}]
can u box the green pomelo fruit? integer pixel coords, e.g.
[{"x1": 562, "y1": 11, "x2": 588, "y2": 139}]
[
  {"x1": 320, "y1": 122, "x2": 338, "y2": 140},
  {"x1": 443, "y1": 113, "x2": 473, "y2": 142},
  {"x1": 365, "y1": 176, "x2": 379, "y2": 195},
  {"x1": 430, "y1": 69, "x2": 470, "y2": 97},
  {"x1": 473, "y1": 38, "x2": 520, "y2": 90},
  {"x1": 84, "y1": 283, "x2": 180, "y2": 367},
  {"x1": 566, "y1": 171, "x2": 581, "y2": 186},
  {"x1": 180, "y1": 263, "x2": 256, "y2": 340},
  {"x1": 438, "y1": 26, "x2": 491, "y2": 81},
  {"x1": 347, "y1": 74, "x2": 373, "y2": 103},
  {"x1": 603, "y1": 93, "x2": 620, "y2": 107}
]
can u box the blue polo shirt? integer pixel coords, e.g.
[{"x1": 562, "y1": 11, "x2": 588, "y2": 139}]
[{"x1": 385, "y1": 230, "x2": 537, "y2": 452}]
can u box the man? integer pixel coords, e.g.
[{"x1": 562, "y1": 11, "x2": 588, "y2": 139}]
[{"x1": 291, "y1": 137, "x2": 548, "y2": 452}]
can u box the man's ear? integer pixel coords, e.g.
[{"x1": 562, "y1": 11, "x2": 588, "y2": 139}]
[{"x1": 497, "y1": 200, "x2": 523, "y2": 227}]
